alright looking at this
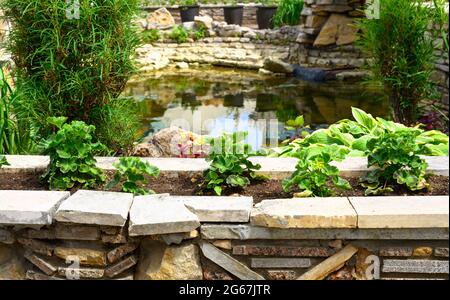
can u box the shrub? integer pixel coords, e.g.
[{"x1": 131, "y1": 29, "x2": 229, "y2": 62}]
[
  {"x1": 200, "y1": 132, "x2": 261, "y2": 196},
  {"x1": 271, "y1": 107, "x2": 449, "y2": 158},
  {"x1": 0, "y1": 155, "x2": 9, "y2": 168},
  {"x1": 1, "y1": 0, "x2": 141, "y2": 153},
  {"x1": 273, "y1": 0, "x2": 303, "y2": 27},
  {"x1": 106, "y1": 157, "x2": 160, "y2": 195},
  {"x1": 361, "y1": 129, "x2": 429, "y2": 195},
  {"x1": 142, "y1": 29, "x2": 161, "y2": 43},
  {"x1": 0, "y1": 65, "x2": 34, "y2": 154},
  {"x1": 42, "y1": 118, "x2": 107, "y2": 190},
  {"x1": 282, "y1": 144, "x2": 351, "y2": 197},
  {"x1": 170, "y1": 25, "x2": 189, "y2": 43},
  {"x1": 356, "y1": 0, "x2": 441, "y2": 125}
]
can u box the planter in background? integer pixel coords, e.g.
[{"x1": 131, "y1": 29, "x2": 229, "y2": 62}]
[
  {"x1": 223, "y1": 6, "x2": 244, "y2": 26},
  {"x1": 179, "y1": 5, "x2": 200, "y2": 23},
  {"x1": 256, "y1": 6, "x2": 278, "y2": 29}
]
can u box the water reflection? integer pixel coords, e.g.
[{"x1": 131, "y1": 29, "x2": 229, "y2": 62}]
[{"x1": 124, "y1": 68, "x2": 389, "y2": 150}]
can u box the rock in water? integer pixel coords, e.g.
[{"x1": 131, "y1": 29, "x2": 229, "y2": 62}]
[
  {"x1": 133, "y1": 127, "x2": 208, "y2": 157},
  {"x1": 292, "y1": 65, "x2": 334, "y2": 82},
  {"x1": 263, "y1": 57, "x2": 294, "y2": 74},
  {"x1": 147, "y1": 8, "x2": 175, "y2": 29}
]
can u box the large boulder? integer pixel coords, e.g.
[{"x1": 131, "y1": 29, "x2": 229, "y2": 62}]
[
  {"x1": 135, "y1": 240, "x2": 203, "y2": 280},
  {"x1": 194, "y1": 15, "x2": 213, "y2": 30},
  {"x1": 263, "y1": 57, "x2": 294, "y2": 74},
  {"x1": 132, "y1": 127, "x2": 209, "y2": 158},
  {"x1": 147, "y1": 8, "x2": 175, "y2": 29}
]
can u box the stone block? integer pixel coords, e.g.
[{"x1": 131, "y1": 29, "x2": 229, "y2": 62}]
[
  {"x1": 251, "y1": 258, "x2": 312, "y2": 268},
  {"x1": 54, "y1": 224, "x2": 100, "y2": 241},
  {"x1": 232, "y1": 245, "x2": 331, "y2": 257},
  {"x1": 382, "y1": 259, "x2": 449, "y2": 274},
  {"x1": 105, "y1": 255, "x2": 138, "y2": 278},
  {"x1": 55, "y1": 190, "x2": 133, "y2": 227},
  {"x1": 107, "y1": 243, "x2": 139, "y2": 264},
  {"x1": 434, "y1": 247, "x2": 449, "y2": 258},
  {"x1": 267, "y1": 270, "x2": 297, "y2": 280},
  {"x1": 379, "y1": 247, "x2": 413, "y2": 257},
  {"x1": 0, "y1": 190, "x2": 70, "y2": 226},
  {"x1": 54, "y1": 243, "x2": 107, "y2": 267},
  {"x1": 349, "y1": 196, "x2": 449, "y2": 228},
  {"x1": 250, "y1": 198, "x2": 357, "y2": 229},
  {"x1": 128, "y1": 194, "x2": 200, "y2": 236}
]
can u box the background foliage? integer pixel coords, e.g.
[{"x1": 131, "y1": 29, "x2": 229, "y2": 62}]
[{"x1": 1, "y1": 0, "x2": 141, "y2": 154}]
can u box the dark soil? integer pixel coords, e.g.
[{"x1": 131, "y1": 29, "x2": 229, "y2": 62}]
[{"x1": 0, "y1": 171, "x2": 448, "y2": 203}]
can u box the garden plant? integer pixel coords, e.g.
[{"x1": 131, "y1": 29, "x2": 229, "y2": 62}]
[
  {"x1": 106, "y1": 157, "x2": 160, "y2": 195},
  {"x1": 200, "y1": 132, "x2": 262, "y2": 196}
]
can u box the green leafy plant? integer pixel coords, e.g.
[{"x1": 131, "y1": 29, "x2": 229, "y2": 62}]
[
  {"x1": 360, "y1": 129, "x2": 429, "y2": 195},
  {"x1": 170, "y1": 25, "x2": 190, "y2": 43},
  {"x1": 142, "y1": 29, "x2": 161, "y2": 43},
  {"x1": 283, "y1": 115, "x2": 310, "y2": 144},
  {"x1": 106, "y1": 157, "x2": 160, "y2": 195},
  {"x1": 180, "y1": 0, "x2": 198, "y2": 7},
  {"x1": 193, "y1": 24, "x2": 207, "y2": 40},
  {"x1": 356, "y1": 0, "x2": 439, "y2": 125},
  {"x1": 273, "y1": 0, "x2": 303, "y2": 27},
  {"x1": 200, "y1": 132, "x2": 261, "y2": 195},
  {"x1": 0, "y1": 155, "x2": 9, "y2": 168},
  {"x1": 42, "y1": 118, "x2": 107, "y2": 190},
  {"x1": 271, "y1": 107, "x2": 449, "y2": 158},
  {"x1": 282, "y1": 144, "x2": 351, "y2": 197},
  {"x1": 1, "y1": 0, "x2": 141, "y2": 153}
]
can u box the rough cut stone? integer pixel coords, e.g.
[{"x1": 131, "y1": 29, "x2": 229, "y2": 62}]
[
  {"x1": 147, "y1": 7, "x2": 175, "y2": 28},
  {"x1": 24, "y1": 250, "x2": 59, "y2": 276},
  {"x1": 267, "y1": 270, "x2": 297, "y2": 280},
  {"x1": 382, "y1": 259, "x2": 449, "y2": 274},
  {"x1": 349, "y1": 196, "x2": 449, "y2": 228},
  {"x1": 180, "y1": 196, "x2": 253, "y2": 222},
  {"x1": 107, "y1": 243, "x2": 139, "y2": 264},
  {"x1": 413, "y1": 247, "x2": 433, "y2": 257},
  {"x1": 251, "y1": 258, "x2": 311, "y2": 268},
  {"x1": 105, "y1": 255, "x2": 138, "y2": 278},
  {"x1": 0, "y1": 190, "x2": 70, "y2": 225},
  {"x1": 0, "y1": 155, "x2": 49, "y2": 173},
  {"x1": 20, "y1": 228, "x2": 56, "y2": 240},
  {"x1": 136, "y1": 240, "x2": 203, "y2": 280},
  {"x1": 250, "y1": 198, "x2": 357, "y2": 229},
  {"x1": 55, "y1": 224, "x2": 100, "y2": 241},
  {"x1": 57, "y1": 266, "x2": 104, "y2": 279},
  {"x1": 263, "y1": 57, "x2": 294, "y2": 74},
  {"x1": 0, "y1": 228, "x2": 14, "y2": 244},
  {"x1": 313, "y1": 14, "x2": 357, "y2": 47},
  {"x1": 195, "y1": 15, "x2": 213, "y2": 30},
  {"x1": 17, "y1": 238, "x2": 54, "y2": 256},
  {"x1": 232, "y1": 245, "x2": 331, "y2": 257},
  {"x1": 199, "y1": 241, "x2": 264, "y2": 280},
  {"x1": 213, "y1": 240, "x2": 232, "y2": 250},
  {"x1": 379, "y1": 247, "x2": 413, "y2": 257},
  {"x1": 0, "y1": 244, "x2": 26, "y2": 280},
  {"x1": 200, "y1": 224, "x2": 449, "y2": 241},
  {"x1": 128, "y1": 195, "x2": 200, "y2": 236},
  {"x1": 55, "y1": 190, "x2": 133, "y2": 227},
  {"x1": 434, "y1": 247, "x2": 449, "y2": 258},
  {"x1": 160, "y1": 230, "x2": 199, "y2": 245},
  {"x1": 54, "y1": 243, "x2": 107, "y2": 267}
]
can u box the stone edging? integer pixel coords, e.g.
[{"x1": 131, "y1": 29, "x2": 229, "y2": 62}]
[
  {"x1": 0, "y1": 190, "x2": 448, "y2": 234},
  {"x1": 1, "y1": 155, "x2": 449, "y2": 178}
]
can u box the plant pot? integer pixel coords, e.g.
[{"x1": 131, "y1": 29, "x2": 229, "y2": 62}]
[
  {"x1": 256, "y1": 6, "x2": 277, "y2": 29},
  {"x1": 179, "y1": 5, "x2": 200, "y2": 23},
  {"x1": 223, "y1": 6, "x2": 244, "y2": 26}
]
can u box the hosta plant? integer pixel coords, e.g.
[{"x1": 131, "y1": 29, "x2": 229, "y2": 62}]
[
  {"x1": 42, "y1": 118, "x2": 107, "y2": 190},
  {"x1": 360, "y1": 129, "x2": 429, "y2": 195},
  {"x1": 200, "y1": 132, "x2": 261, "y2": 196},
  {"x1": 0, "y1": 155, "x2": 9, "y2": 168},
  {"x1": 106, "y1": 157, "x2": 160, "y2": 195},
  {"x1": 282, "y1": 144, "x2": 351, "y2": 197}
]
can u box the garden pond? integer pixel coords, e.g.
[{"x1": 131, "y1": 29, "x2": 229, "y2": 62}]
[{"x1": 124, "y1": 67, "x2": 390, "y2": 150}]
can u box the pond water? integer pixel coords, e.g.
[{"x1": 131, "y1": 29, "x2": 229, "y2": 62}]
[{"x1": 124, "y1": 67, "x2": 389, "y2": 150}]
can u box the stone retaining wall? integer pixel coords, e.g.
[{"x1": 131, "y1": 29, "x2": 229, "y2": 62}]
[{"x1": 1, "y1": 190, "x2": 448, "y2": 280}]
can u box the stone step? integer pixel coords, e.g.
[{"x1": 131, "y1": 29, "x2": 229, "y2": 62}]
[
  {"x1": 0, "y1": 190, "x2": 70, "y2": 226},
  {"x1": 54, "y1": 190, "x2": 134, "y2": 227}
]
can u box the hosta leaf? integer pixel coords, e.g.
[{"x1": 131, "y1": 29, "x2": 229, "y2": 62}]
[
  {"x1": 214, "y1": 186, "x2": 222, "y2": 196},
  {"x1": 351, "y1": 107, "x2": 377, "y2": 130},
  {"x1": 226, "y1": 175, "x2": 250, "y2": 187}
]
